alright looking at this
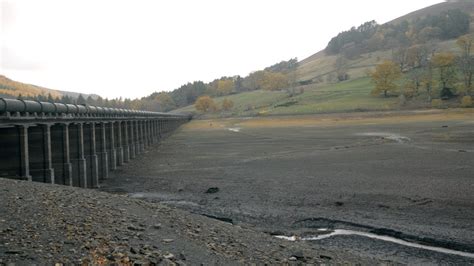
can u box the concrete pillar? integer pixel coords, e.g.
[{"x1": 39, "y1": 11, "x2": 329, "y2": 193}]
[
  {"x1": 41, "y1": 124, "x2": 54, "y2": 184},
  {"x1": 134, "y1": 120, "x2": 141, "y2": 154},
  {"x1": 69, "y1": 123, "x2": 87, "y2": 188},
  {"x1": 28, "y1": 124, "x2": 54, "y2": 183},
  {"x1": 61, "y1": 124, "x2": 73, "y2": 186},
  {"x1": 122, "y1": 121, "x2": 130, "y2": 162},
  {"x1": 154, "y1": 120, "x2": 158, "y2": 142},
  {"x1": 18, "y1": 125, "x2": 32, "y2": 181},
  {"x1": 77, "y1": 123, "x2": 87, "y2": 188},
  {"x1": 152, "y1": 120, "x2": 156, "y2": 144},
  {"x1": 96, "y1": 122, "x2": 109, "y2": 180},
  {"x1": 158, "y1": 119, "x2": 163, "y2": 140},
  {"x1": 150, "y1": 120, "x2": 154, "y2": 143},
  {"x1": 78, "y1": 123, "x2": 87, "y2": 188},
  {"x1": 108, "y1": 122, "x2": 117, "y2": 171},
  {"x1": 140, "y1": 120, "x2": 148, "y2": 150},
  {"x1": 115, "y1": 121, "x2": 124, "y2": 166},
  {"x1": 146, "y1": 120, "x2": 151, "y2": 145},
  {"x1": 140, "y1": 120, "x2": 146, "y2": 151},
  {"x1": 161, "y1": 119, "x2": 166, "y2": 136},
  {"x1": 84, "y1": 123, "x2": 99, "y2": 188},
  {"x1": 128, "y1": 120, "x2": 136, "y2": 159},
  {"x1": 147, "y1": 120, "x2": 152, "y2": 145}
]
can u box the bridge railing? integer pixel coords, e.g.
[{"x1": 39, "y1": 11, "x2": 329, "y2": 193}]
[{"x1": 0, "y1": 98, "x2": 190, "y2": 188}]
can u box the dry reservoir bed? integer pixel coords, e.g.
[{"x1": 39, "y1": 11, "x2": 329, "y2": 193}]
[{"x1": 102, "y1": 109, "x2": 474, "y2": 264}]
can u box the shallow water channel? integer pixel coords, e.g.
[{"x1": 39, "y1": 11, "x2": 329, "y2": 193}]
[{"x1": 276, "y1": 229, "x2": 474, "y2": 259}]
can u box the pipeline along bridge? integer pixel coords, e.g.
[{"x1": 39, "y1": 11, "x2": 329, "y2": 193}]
[{"x1": 0, "y1": 98, "x2": 189, "y2": 188}]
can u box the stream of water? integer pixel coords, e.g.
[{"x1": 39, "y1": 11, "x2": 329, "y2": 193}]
[{"x1": 276, "y1": 229, "x2": 474, "y2": 259}]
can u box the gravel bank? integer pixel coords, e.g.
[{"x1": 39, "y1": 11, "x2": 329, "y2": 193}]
[{"x1": 0, "y1": 178, "x2": 370, "y2": 264}]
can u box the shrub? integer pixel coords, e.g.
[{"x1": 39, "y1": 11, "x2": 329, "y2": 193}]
[
  {"x1": 195, "y1": 96, "x2": 217, "y2": 113},
  {"x1": 431, "y1": 99, "x2": 443, "y2": 108},
  {"x1": 221, "y1": 98, "x2": 234, "y2": 111},
  {"x1": 461, "y1": 96, "x2": 472, "y2": 107}
]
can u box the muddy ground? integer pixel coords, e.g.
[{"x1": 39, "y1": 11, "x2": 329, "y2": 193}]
[
  {"x1": 101, "y1": 109, "x2": 474, "y2": 264},
  {"x1": 2, "y1": 178, "x2": 369, "y2": 264}
]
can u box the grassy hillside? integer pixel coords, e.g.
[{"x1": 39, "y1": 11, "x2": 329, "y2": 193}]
[
  {"x1": 0, "y1": 75, "x2": 62, "y2": 99},
  {"x1": 296, "y1": 38, "x2": 463, "y2": 86},
  {"x1": 174, "y1": 77, "x2": 404, "y2": 117},
  {"x1": 389, "y1": 1, "x2": 474, "y2": 25},
  {"x1": 296, "y1": 1, "x2": 474, "y2": 86},
  {"x1": 0, "y1": 75, "x2": 100, "y2": 101}
]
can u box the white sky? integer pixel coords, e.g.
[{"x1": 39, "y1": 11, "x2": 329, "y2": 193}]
[{"x1": 1, "y1": 0, "x2": 443, "y2": 99}]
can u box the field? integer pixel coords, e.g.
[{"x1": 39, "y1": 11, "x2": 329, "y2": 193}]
[
  {"x1": 296, "y1": 39, "x2": 461, "y2": 83},
  {"x1": 103, "y1": 109, "x2": 474, "y2": 264},
  {"x1": 175, "y1": 77, "x2": 405, "y2": 117}
]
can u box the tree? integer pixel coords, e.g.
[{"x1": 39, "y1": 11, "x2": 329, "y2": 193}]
[
  {"x1": 456, "y1": 35, "x2": 474, "y2": 94},
  {"x1": 432, "y1": 52, "x2": 457, "y2": 95},
  {"x1": 392, "y1": 46, "x2": 409, "y2": 72},
  {"x1": 406, "y1": 44, "x2": 429, "y2": 69},
  {"x1": 217, "y1": 79, "x2": 234, "y2": 96},
  {"x1": 77, "y1": 94, "x2": 86, "y2": 105},
  {"x1": 264, "y1": 58, "x2": 298, "y2": 73},
  {"x1": 47, "y1": 93, "x2": 55, "y2": 103},
  {"x1": 242, "y1": 71, "x2": 265, "y2": 91},
  {"x1": 405, "y1": 68, "x2": 425, "y2": 97},
  {"x1": 335, "y1": 56, "x2": 349, "y2": 81},
  {"x1": 154, "y1": 92, "x2": 176, "y2": 111},
  {"x1": 370, "y1": 60, "x2": 401, "y2": 97},
  {"x1": 261, "y1": 71, "x2": 288, "y2": 91},
  {"x1": 221, "y1": 98, "x2": 234, "y2": 111},
  {"x1": 421, "y1": 61, "x2": 435, "y2": 102},
  {"x1": 194, "y1": 96, "x2": 217, "y2": 113}
]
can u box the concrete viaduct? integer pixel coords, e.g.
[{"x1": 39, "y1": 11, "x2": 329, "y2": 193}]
[{"x1": 0, "y1": 98, "x2": 189, "y2": 188}]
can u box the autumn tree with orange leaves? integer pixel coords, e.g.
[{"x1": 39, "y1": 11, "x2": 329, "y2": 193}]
[{"x1": 370, "y1": 60, "x2": 402, "y2": 97}]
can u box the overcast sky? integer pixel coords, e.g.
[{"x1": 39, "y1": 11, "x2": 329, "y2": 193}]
[{"x1": 1, "y1": 0, "x2": 443, "y2": 99}]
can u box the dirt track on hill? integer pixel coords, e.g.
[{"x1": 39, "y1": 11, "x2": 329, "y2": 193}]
[{"x1": 100, "y1": 109, "x2": 474, "y2": 264}]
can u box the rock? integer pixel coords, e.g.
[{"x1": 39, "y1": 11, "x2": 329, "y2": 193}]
[
  {"x1": 163, "y1": 238, "x2": 174, "y2": 243},
  {"x1": 153, "y1": 223, "x2": 162, "y2": 229},
  {"x1": 205, "y1": 187, "x2": 219, "y2": 194},
  {"x1": 127, "y1": 225, "x2": 145, "y2": 231},
  {"x1": 292, "y1": 250, "x2": 304, "y2": 259},
  {"x1": 163, "y1": 253, "x2": 175, "y2": 260},
  {"x1": 161, "y1": 258, "x2": 176, "y2": 265},
  {"x1": 130, "y1": 247, "x2": 139, "y2": 254},
  {"x1": 5, "y1": 249, "x2": 22, "y2": 254},
  {"x1": 288, "y1": 256, "x2": 297, "y2": 261},
  {"x1": 320, "y1": 254, "x2": 332, "y2": 260}
]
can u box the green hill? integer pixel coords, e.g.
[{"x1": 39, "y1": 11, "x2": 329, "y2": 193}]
[
  {"x1": 297, "y1": 1, "x2": 474, "y2": 85},
  {"x1": 174, "y1": 1, "x2": 474, "y2": 117},
  {"x1": 173, "y1": 77, "x2": 403, "y2": 117}
]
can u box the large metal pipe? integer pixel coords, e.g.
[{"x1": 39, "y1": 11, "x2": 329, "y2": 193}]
[
  {"x1": 39, "y1": 101, "x2": 56, "y2": 113},
  {"x1": 0, "y1": 98, "x2": 189, "y2": 120}
]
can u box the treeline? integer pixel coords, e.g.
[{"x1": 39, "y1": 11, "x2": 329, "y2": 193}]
[
  {"x1": 10, "y1": 58, "x2": 299, "y2": 112},
  {"x1": 326, "y1": 9, "x2": 470, "y2": 58},
  {"x1": 133, "y1": 58, "x2": 299, "y2": 112},
  {"x1": 370, "y1": 34, "x2": 474, "y2": 106}
]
